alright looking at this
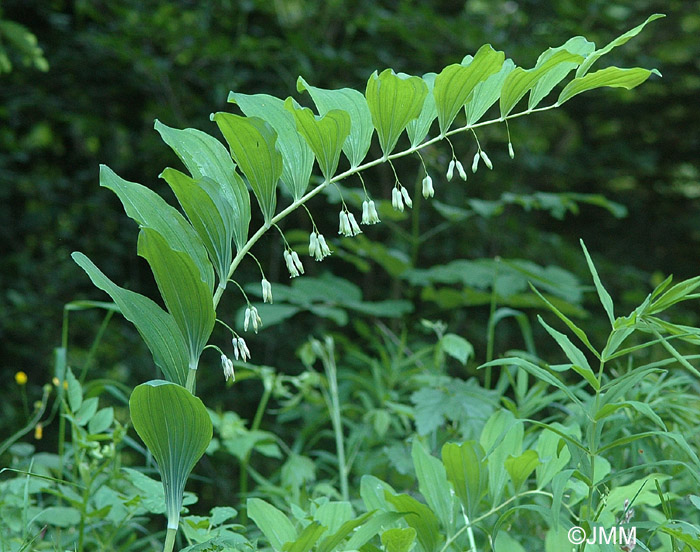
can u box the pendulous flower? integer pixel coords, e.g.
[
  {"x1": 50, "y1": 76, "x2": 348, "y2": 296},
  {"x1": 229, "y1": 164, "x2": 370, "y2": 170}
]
[
  {"x1": 261, "y1": 278, "x2": 273, "y2": 303},
  {"x1": 422, "y1": 175, "x2": 434, "y2": 198},
  {"x1": 362, "y1": 199, "x2": 381, "y2": 224},
  {"x1": 244, "y1": 305, "x2": 262, "y2": 333},
  {"x1": 446, "y1": 159, "x2": 455, "y2": 181},
  {"x1": 221, "y1": 354, "x2": 235, "y2": 381}
]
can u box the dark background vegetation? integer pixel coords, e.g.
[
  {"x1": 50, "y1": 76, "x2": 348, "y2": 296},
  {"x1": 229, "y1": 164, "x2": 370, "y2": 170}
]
[{"x1": 1, "y1": 0, "x2": 699, "y2": 442}]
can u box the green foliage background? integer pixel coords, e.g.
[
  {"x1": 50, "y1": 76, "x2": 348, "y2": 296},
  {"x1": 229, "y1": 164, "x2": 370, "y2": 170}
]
[{"x1": 1, "y1": 0, "x2": 698, "y2": 442}]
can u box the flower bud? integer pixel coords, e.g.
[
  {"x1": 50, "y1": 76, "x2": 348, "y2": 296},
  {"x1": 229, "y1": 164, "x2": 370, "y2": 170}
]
[
  {"x1": 283, "y1": 250, "x2": 300, "y2": 278},
  {"x1": 261, "y1": 278, "x2": 273, "y2": 303},
  {"x1": 400, "y1": 186, "x2": 413, "y2": 209},
  {"x1": 456, "y1": 160, "x2": 467, "y2": 181},
  {"x1": 508, "y1": 142, "x2": 515, "y2": 159},
  {"x1": 446, "y1": 159, "x2": 455, "y2": 181},
  {"x1": 422, "y1": 175, "x2": 434, "y2": 198},
  {"x1": 471, "y1": 152, "x2": 480, "y2": 173},
  {"x1": 309, "y1": 232, "x2": 319, "y2": 257},
  {"x1": 347, "y1": 212, "x2": 362, "y2": 235},
  {"x1": 291, "y1": 251, "x2": 304, "y2": 275},
  {"x1": 392, "y1": 187, "x2": 404, "y2": 212},
  {"x1": 480, "y1": 150, "x2": 493, "y2": 169},
  {"x1": 318, "y1": 234, "x2": 332, "y2": 257}
]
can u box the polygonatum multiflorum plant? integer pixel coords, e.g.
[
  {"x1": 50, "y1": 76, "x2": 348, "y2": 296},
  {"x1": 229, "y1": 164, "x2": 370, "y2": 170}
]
[{"x1": 71, "y1": 14, "x2": 663, "y2": 550}]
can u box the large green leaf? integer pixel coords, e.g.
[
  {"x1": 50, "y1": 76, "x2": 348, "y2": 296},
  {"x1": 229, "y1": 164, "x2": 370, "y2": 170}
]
[
  {"x1": 499, "y1": 49, "x2": 584, "y2": 118},
  {"x1": 317, "y1": 511, "x2": 374, "y2": 552},
  {"x1": 99, "y1": 165, "x2": 214, "y2": 291},
  {"x1": 161, "y1": 168, "x2": 234, "y2": 288},
  {"x1": 284, "y1": 98, "x2": 351, "y2": 181},
  {"x1": 212, "y1": 113, "x2": 283, "y2": 224},
  {"x1": 433, "y1": 44, "x2": 504, "y2": 134},
  {"x1": 406, "y1": 72, "x2": 437, "y2": 147},
  {"x1": 365, "y1": 68, "x2": 427, "y2": 157},
  {"x1": 384, "y1": 491, "x2": 441, "y2": 552},
  {"x1": 576, "y1": 14, "x2": 665, "y2": 77},
  {"x1": 137, "y1": 228, "x2": 215, "y2": 369},
  {"x1": 228, "y1": 92, "x2": 314, "y2": 200},
  {"x1": 557, "y1": 66, "x2": 661, "y2": 105},
  {"x1": 247, "y1": 498, "x2": 297, "y2": 550},
  {"x1": 442, "y1": 441, "x2": 487, "y2": 518},
  {"x1": 129, "y1": 380, "x2": 212, "y2": 530},
  {"x1": 480, "y1": 410, "x2": 523, "y2": 505},
  {"x1": 504, "y1": 450, "x2": 540, "y2": 492},
  {"x1": 297, "y1": 76, "x2": 373, "y2": 168},
  {"x1": 412, "y1": 440, "x2": 454, "y2": 531},
  {"x1": 381, "y1": 528, "x2": 416, "y2": 552},
  {"x1": 465, "y1": 59, "x2": 515, "y2": 125},
  {"x1": 154, "y1": 120, "x2": 250, "y2": 251},
  {"x1": 72, "y1": 252, "x2": 188, "y2": 386},
  {"x1": 528, "y1": 37, "x2": 595, "y2": 109}
]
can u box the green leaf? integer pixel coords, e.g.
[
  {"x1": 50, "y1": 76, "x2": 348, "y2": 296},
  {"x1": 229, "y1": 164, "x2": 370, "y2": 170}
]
[
  {"x1": 411, "y1": 440, "x2": 454, "y2": 531},
  {"x1": 594, "y1": 400, "x2": 667, "y2": 430},
  {"x1": 580, "y1": 240, "x2": 615, "y2": 326},
  {"x1": 648, "y1": 275, "x2": 700, "y2": 314},
  {"x1": 504, "y1": 450, "x2": 540, "y2": 492},
  {"x1": 99, "y1": 165, "x2": 214, "y2": 291},
  {"x1": 480, "y1": 410, "x2": 524, "y2": 505},
  {"x1": 161, "y1": 168, "x2": 234, "y2": 287},
  {"x1": 35, "y1": 506, "x2": 81, "y2": 527},
  {"x1": 576, "y1": 14, "x2": 665, "y2": 77},
  {"x1": 284, "y1": 98, "x2": 351, "y2": 181},
  {"x1": 440, "y1": 333, "x2": 474, "y2": 366},
  {"x1": 297, "y1": 76, "x2": 373, "y2": 168},
  {"x1": 365, "y1": 68, "x2": 428, "y2": 157},
  {"x1": 528, "y1": 37, "x2": 595, "y2": 109},
  {"x1": 313, "y1": 502, "x2": 353, "y2": 535},
  {"x1": 381, "y1": 527, "x2": 416, "y2": 552},
  {"x1": 212, "y1": 113, "x2": 283, "y2": 223},
  {"x1": 88, "y1": 406, "x2": 114, "y2": 435},
  {"x1": 406, "y1": 72, "x2": 437, "y2": 147},
  {"x1": 129, "y1": 380, "x2": 212, "y2": 530},
  {"x1": 72, "y1": 252, "x2": 189, "y2": 385},
  {"x1": 384, "y1": 492, "x2": 441, "y2": 552},
  {"x1": 481, "y1": 357, "x2": 583, "y2": 410},
  {"x1": 360, "y1": 475, "x2": 396, "y2": 512},
  {"x1": 500, "y1": 49, "x2": 584, "y2": 117},
  {"x1": 137, "y1": 228, "x2": 215, "y2": 368},
  {"x1": 154, "y1": 120, "x2": 250, "y2": 252},
  {"x1": 465, "y1": 59, "x2": 515, "y2": 125},
  {"x1": 75, "y1": 397, "x2": 98, "y2": 426},
  {"x1": 558, "y1": 66, "x2": 661, "y2": 105},
  {"x1": 442, "y1": 441, "x2": 487, "y2": 518},
  {"x1": 65, "y1": 366, "x2": 82, "y2": 412},
  {"x1": 530, "y1": 284, "x2": 599, "y2": 359},
  {"x1": 247, "y1": 498, "x2": 297, "y2": 550},
  {"x1": 228, "y1": 92, "x2": 314, "y2": 200},
  {"x1": 345, "y1": 512, "x2": 403, "y2": 550},
  {"x1": 536, "y1": 424, "x2": 574, "y2": 488},
  {"x1": 317, "y1": 512, "x2": 374, "y2": 552},
  {"x1": 285, "y1": 522, "x2": 326, "y2": 552},
  {"x1": 537, "y1": 316, "x2": 599, "y2": 391},
  {"x1": 434, "y1": 44, "x2": 505, "y2": 134}
]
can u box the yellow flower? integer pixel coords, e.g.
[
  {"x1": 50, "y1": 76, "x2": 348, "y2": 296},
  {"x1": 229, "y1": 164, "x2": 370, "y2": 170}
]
[
  {"x1": 15, "y1": 371, "x2": 28, "y2": 385},
  {"x1": 34, "y1": 423, "x2": 43, "y2": 440}
]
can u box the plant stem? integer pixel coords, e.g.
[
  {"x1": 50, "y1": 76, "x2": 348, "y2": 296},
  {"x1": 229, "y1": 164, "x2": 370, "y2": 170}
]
[
  {"x1": 324, "y1": 343, "x2": 349, "y2": 502},
  {"x1": 212, "y1": 104, "x2": 559, "y2": 310},
  {"x1": 163, "y1": 528, "x2": 176, "y2": 552},
  {"x1": 440, "y1": 490, "x2": 552, "y2": 552},
  {"x1": 239, "y1": 378, "x2": 273, "y2": 525}
]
